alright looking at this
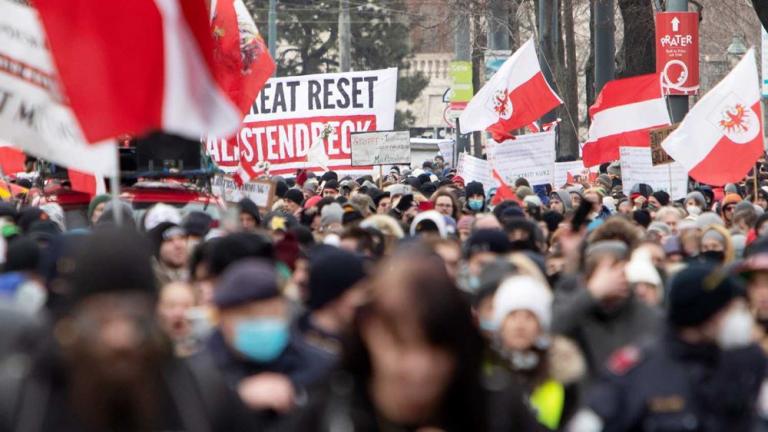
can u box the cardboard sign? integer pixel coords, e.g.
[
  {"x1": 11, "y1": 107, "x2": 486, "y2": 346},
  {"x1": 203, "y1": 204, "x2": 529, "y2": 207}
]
[
  {"x1": 649, "y1": 124, "x2": 679, "y2": 166},
  {"x1": 212, "y1": 175, "x2": 275, "y2": 209},
  {"x1": 486, "y1": 131, "x2": 556, "y2": 186},
  {"x1": 619, "y1": 146, "x2": 688, "y2": 199},
  {"x1": 350, "y1": 131, "x2": 411, "y2": 166},
  {"x1": 206, "y1": 68, "x2": 397, "y2": 177},
  {"x1": 553, "y1": 161, "x2": 598, "y2": 188},
  {"x1": 437, "y1": 140, "x2": 455, "y2": 167},
  {"x1": 656, "y1": 11, "x2": 699, "y2": 95},
  {"x1": 456, "y1": 153, "x2": 494, "y2": 192}
]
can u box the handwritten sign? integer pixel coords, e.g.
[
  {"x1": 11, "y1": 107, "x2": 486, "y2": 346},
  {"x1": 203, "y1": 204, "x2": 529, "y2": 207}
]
[
  {"x1": 350, "y1": 131, "x2": 411, "y2": 166},
  {"x1": 649, "y1": 124, "x2": 679, "y2": 166},
  {"x1": 456, "y1": 153, "x2": 495, "y2": 192},
  {"x1": 487, "y1": 131, "x2": 556, "y2": 186},
  {"x1": 212, "y1": 176, "x2": 275, "y2": 209},
  {"x1": 619, "y1": 146, "x2": 688, "y2": 199}
]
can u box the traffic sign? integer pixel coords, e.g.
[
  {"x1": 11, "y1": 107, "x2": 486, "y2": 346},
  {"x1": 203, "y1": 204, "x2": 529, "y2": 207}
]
[{"x1": 655, "y1": 11, "x2": 699, "y2": 96}]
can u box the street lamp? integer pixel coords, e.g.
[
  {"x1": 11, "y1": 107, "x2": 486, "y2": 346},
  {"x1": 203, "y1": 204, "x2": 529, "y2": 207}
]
[{"x1": 726, "y1": 34, "x2": 747, "y2": 67}]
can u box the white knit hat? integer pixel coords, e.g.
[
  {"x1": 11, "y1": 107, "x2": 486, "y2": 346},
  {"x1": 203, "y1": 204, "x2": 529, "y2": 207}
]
[
  {"x1": 492, "y1": 275, "x2": 553, "y2": 330},
  {"x1": 625, "y1": 249, "x2": 662, "y2": 286}
]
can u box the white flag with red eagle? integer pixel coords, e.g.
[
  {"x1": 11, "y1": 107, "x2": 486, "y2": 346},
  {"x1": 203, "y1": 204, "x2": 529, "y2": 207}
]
[
  {"x1": 661, "y1": 49, "x2": 764, "y2": 186},
  {"x1": 458, "y1": 39, "x2": 562, "y2": 142}
]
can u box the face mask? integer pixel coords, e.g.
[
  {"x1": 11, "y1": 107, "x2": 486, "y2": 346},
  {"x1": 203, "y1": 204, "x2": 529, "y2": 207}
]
[
  {"x1": 479, "y1": 319, "x2": 497, "y2": 332},
  {"x1": 700, "y1": 250, "x2": 725, "y2": 263},
  {"x1": 233, "y1": 318, "x2": 290, "y2": 363},
  {"x1": 468, "y1": 199, "x2": 484, "y2": 211},
  {"x1": 717, "y1": 308, "x2": 754, "y2": 350},
  {"x1": 466, "y1": 275, "x2": 480, "y2": 291},
  {"x1": 686, "y1": 205, "x2": 702, "y2": 216},
  {"x1": 647, "y1": 204, "x2": 658, "y2": 212}
]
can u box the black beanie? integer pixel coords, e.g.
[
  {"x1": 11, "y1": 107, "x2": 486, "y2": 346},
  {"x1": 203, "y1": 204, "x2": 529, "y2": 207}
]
[
  {"x1": 465, "y1": 181, "x2": 485, "y2": 198},
  {"x1": 307, "y1": 245, "x2": 365, "y2": 310},
  {"x1": 652, "y1": 191, "x2": 670, "y2": 207},
  {"x1": 4, "y1": 237, "x2": 40, "y2": 273},
  {"x1": 667, "y1": 264, "x2": 741, "y2": 327},
  {"x1": 284, "y1": 188, "x2": 305, "y2": 206},
  {"x1": 465, "y1": 229, "x2": 511, "y2": 259},
  {"x1": 238, "y1": 198, "x2": 261, "y2": 224},
  {"x1": 182, "y1": 211, "x2": 213, "y2": 238},
  {"x1": 275, "y1": 180, "x2": 289, "y2": 198}
]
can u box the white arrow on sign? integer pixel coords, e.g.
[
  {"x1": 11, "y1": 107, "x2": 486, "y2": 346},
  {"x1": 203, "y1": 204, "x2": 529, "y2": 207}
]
[{"x1": 671, "y1": 17, "x2": 680, "y2": 32}]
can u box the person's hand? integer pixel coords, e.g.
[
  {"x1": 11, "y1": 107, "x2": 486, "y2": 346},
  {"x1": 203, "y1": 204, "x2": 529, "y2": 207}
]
[
  {"x1": 238, "y1": 373, "x2": 295, "y2": 413},
  {"x1": 587, "y1": 258, "x2": 629, "y2": 302}
]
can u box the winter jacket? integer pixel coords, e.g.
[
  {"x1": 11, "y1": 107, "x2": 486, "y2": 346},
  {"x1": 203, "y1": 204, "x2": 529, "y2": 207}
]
[{"x1": 551, "y1": 276, "x2": 663, "y2": 384}]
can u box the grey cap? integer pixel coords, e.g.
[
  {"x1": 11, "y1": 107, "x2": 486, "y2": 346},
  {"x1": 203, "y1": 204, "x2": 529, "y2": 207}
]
[
  {"x1": 321, "y1": 203, "x2": 344, "y2": 227},
  {"x1": 696, "y1": 212, "x2": 725, "y2": 229},
  {"x1": 213, "y1": 259, "x2": 279, "y2": 308}
]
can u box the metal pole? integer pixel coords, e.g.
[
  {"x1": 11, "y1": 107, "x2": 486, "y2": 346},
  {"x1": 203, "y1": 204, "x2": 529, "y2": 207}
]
[
  {"x1": 667, "y1": 0, "x2": 689, "y2": 122},
  {"x1": 454, "y1": 8, "x2": 471, "y2": 154},
  {"x1": 594, "y1": 0, "x2": 615, "y2": 94},
  {"x1": 268, "y1": 0, "x2": 277, "y2": 58},
  {"x1": 338, "y1": 0, "x2": 351, "y2": 72},
  {"x1": 488, "y1": 0, "x2": 509, "y2": 52}
]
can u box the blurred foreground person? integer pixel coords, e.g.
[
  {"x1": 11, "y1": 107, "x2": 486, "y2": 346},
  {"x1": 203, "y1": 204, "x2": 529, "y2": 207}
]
[
  {"x1": 294, "y1": 247, "x2": 540, "y2": 431},
  {"x1": 577, "y1": 264, "x2": 766, "y2": 431},
  {"x1": 0, "y1": 229, "x2": 253, "y2": 432}
]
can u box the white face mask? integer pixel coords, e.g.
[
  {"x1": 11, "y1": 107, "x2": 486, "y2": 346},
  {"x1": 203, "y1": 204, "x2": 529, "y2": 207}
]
[
  {"x1": 686, "y1": 205, "x2": 702, "y2": 216},
  {"x1": 717, "y1": 308, "x2": 755, "y2": 350}
]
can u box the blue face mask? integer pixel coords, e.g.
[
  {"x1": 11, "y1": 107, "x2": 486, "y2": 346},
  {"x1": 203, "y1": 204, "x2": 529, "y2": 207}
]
[
  {"x1": 233, "y1": 318, "x2": 290, "y2": 363},
  {"x1": 468, "y1": 199, "x2": 484, "y2": 211},
  {"x1": 479, "y1": 319, "x2": 497, "y2": 332}
]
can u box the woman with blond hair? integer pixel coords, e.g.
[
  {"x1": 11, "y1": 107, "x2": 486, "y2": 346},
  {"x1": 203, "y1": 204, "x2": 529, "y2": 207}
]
[{"x1": 699, "y1": 224, "x2": 735, "y2": 264}]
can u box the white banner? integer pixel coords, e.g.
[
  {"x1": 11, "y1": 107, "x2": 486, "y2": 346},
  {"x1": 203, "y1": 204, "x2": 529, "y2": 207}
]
[
  {"x1": 486, "y1": 131, "x2": 556, "y2": 186},
  {"x1": 456, "y1": 153, "x2": 494, "y2": 192},
  {"x1": 0, "y1": 0, "x2": 117, "y2": 176},
  {"x1": 553, "y1": 161, "x2": 598, "y2": 188},
  {"x1": 206, "y1": 68, "x2": 398, "y2": 177},
  {"x1": 351, "y1": 131, "x2": 410, "y2": 166},
  {"x1": 619, "y1": 146, "x2": 688, "y2": 199},
  {"x1": 437, "y1": 139, "x2": 455, "y2": 166}
]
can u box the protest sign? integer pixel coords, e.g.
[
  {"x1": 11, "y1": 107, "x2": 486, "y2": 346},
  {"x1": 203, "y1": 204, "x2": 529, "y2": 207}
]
[
  {"x1": 486, "y1": 131, "x2": 556, "y2": 186},
  {"x1": 212, "y1": 175, "x2": 274, "y2": 209},
  {"x1": 0, "y1": 0, "x2": 117, "y2": 176},
  {"x1": 350, "y1": 131, "x2": 411, "y2": 166},
  {"x1": 437, "y1": 140, "x2": 455, "y2": 167},
  {"x1": 206, "y1": 68, "x2": 397, "y2": 177},
  {"x1": 456, "y1": 153, "x2": 494, "y2": 192},
  {"x1": 649, "y1": 124, "x2": 678, "y2": 166},
  {"x1": 553, "y1": 161, "x2": 599, "y2": 188},
  {"x1": 619, "y1": 146, "x2": 688, "y2": 199}
]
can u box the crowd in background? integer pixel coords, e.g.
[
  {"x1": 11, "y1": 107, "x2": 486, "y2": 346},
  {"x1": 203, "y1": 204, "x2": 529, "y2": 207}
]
[{"x1": 2, "y1": 155, "x2": 768, "y2": 431}]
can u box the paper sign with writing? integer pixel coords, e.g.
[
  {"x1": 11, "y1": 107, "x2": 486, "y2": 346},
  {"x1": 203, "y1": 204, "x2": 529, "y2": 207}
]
[
  {"x1": 350, "y1": 131, "x2": 411, "y2": 166},
  {"x1": 213, "y1": 175, "x2": 274, "y2": 209},
  {"x1": 486, "y1": 131, "x2": 556, "y2": 186},
  {"x1": 456, "y1": 153, "x2": 495, "y2": 192},
  {"x1": 619, "y1": 146, "x2": 688, "y2": 199}
]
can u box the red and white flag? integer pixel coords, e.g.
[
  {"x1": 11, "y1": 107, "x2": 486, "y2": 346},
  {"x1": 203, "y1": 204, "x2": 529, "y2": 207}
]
[
  {"x1": 662, "y1": 49, "x2": 764, "y2": 186},
  {"x1": 459, "y1": 39, "x2": 562, "y2": 141},
  {"x1": 210, "y1": 0, "x2": 275, "y2": 114},
  {"x1": 34, "y1": 0, "x2": 245, "y2": 143},
  {"x1": 0, "y1": 0, "x2": 117, "y2": 177},
  {"x1": 581, "y1": 74, "x2": 671, "y2": 167}
]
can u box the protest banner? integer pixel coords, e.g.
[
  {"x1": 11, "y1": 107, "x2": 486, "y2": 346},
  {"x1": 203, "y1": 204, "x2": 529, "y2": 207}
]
[
  {"x1": 553, "y1": 161, "x2": 599, "y2": 188},
  {"x1": 619, "y1": 146, "x2": 688, "y2": 199},
  {"x1": 456, "y1": 153, "x2": 495, "y2": 192},
  {"x1": 486, "y1": 131, "x2": 556, "y2": 186},
  {"x1": 212, "y1": 175, "x2": 274, "y2": 209},
  {"x1": 0, "y1": 0, "x2": 117, "y2": 176},
  {"x1": 206, "y1": 68, "x2": 397, "y2": 177},
  {"x1": 350, "y1": 131, "x2": 411, "y2": 166}
]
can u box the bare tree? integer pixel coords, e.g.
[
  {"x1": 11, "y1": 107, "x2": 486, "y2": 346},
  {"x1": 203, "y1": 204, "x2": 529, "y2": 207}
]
[{"x1": 616, "y1": 0, "x2": 655, "y2": 77}]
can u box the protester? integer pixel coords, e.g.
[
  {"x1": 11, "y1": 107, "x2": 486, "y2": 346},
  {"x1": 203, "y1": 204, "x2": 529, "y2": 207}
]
[{"x1": 579, "y1": 264, "x2": 766, "y2": 431}]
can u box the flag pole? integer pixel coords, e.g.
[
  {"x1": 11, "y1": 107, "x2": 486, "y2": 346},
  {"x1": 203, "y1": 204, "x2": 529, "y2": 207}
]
[
  {"x1": 755, "y1": 161, "x2": 760, "y2": 203},
  {"x1": 110, "y1": 147, "x2": 122, "y2": 226}
]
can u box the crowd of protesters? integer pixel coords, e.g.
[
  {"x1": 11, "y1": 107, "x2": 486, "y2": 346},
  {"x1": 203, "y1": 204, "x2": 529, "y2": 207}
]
[{"x1": 2, "y1": 154, "x2": 768, "y2": 431}]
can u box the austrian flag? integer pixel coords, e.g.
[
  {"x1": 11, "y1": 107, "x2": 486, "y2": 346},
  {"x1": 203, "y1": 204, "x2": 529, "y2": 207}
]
[
  {"x1": 459, "y1": 39, "x2": 563, "y2": 141},
  {"x1": 662, "y1": 49, "x2": 764, "y2": 186}
]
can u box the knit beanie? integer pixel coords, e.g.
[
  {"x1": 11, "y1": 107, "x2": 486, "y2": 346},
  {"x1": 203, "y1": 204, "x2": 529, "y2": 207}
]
[
  {"x1": 306, "y1": 245, "x2": 366, "y2": 310},
  {"x1": 493, "y1": 275, "x2": 553, "y2": 330}
]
